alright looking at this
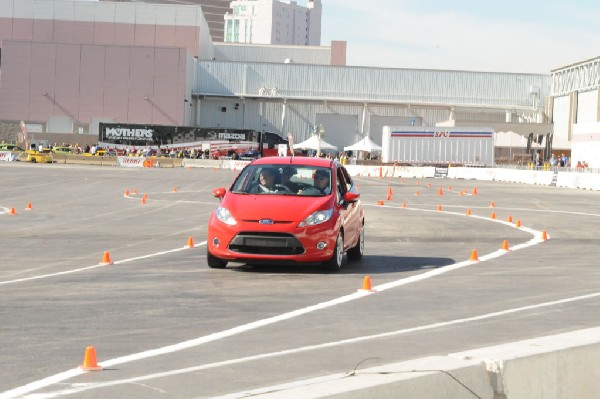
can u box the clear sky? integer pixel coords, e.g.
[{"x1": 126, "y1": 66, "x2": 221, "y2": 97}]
[{"x1": 317, "y1": 0, "x2": 600, "y2": 74}]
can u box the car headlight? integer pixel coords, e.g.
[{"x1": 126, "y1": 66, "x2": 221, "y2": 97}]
[
  {"x1": 298, "y1": 209, "x2": 333, "y2": 227},
  {"x1": 215, "y1": 206, "x2": 237, "y2": 225}
]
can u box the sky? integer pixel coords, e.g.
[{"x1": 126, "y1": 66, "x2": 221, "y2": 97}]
[{"x1": 317, "y1": 0, "x2": 600, "y2": 74}]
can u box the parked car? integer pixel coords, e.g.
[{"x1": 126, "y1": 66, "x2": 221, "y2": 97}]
[
  {"x1": 0, "y1": 144, "x2": 24, "y2": 152},
  {"x1": 206, "y1": 157, "x2": 364, "y2": 271},
  {"x1": 52, "y1": 146, "x2": 73, "y2": 154}
]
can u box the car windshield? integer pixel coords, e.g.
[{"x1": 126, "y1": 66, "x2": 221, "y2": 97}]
[{"x1": 230, "y1": 164, "x2": 332, "y2": 196}]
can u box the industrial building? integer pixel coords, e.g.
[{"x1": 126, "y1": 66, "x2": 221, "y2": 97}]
[{"x1": 0, "y1": 0, "x2": 598, "y2": 166}]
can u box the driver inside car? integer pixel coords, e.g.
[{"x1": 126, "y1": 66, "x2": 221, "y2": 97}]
[{"x1": 249, "y1": 168, "x2": 280, "y2": 193}]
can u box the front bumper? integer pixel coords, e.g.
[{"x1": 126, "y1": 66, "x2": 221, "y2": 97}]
[{"x1": 207, "y1": 216, "x2": 338, "y2": 263}]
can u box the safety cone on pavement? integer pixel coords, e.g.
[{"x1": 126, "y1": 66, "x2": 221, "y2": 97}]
[
  {"x1": 470, "y1": 249, "x2": 479, "y2": 261},
  {"x1": 438, "y1": 187, "x2": 443, "y2": 196},
  {"x1": 415, "y1": 191, "x2": 420, "y2": 196},
  {"x1": 507, "y1": 215, "x2": 513, "y2": 223},
  {"x1": 124, "y1": 189, "x2": 130, "y2": 198},
  {"x1": 466, "y1": 209, "x2": 472, "y2": 216},
  {"x1": 25, "y1": 202, "x2": 32, "y2": 211},
  {"x1": 172, "y1": 187, "x2": 177, "y2": 193},
  {"x1": 489, "y1": 201, "x2": 495, "y2": 208},
  {"x1": 100, "y1": 251, "x2": 113, "y2": 265},
  {"x1": 490, "y1": 212, "x2": 496, "y2": 219},
  {"x1": 387, "y1": 186, "x2": 393, "y2": 200},
  {"x1": 79, "y1": 346, "x2": 103, "y2": 371},
  {"x1": 472, "y1": 187, "x2": 478, "y2": 195},
  {"x1": 437, "y1": 204, "x2": 443, "y2": 211},
  {"x1": 515, "y1": 219, "x2": 522, "y2": 228},
  {"x1": 141, "y1": 196, "x2": 147, "y2": 204},
  {"x1": 9, "y1": 207, "x2": 16, "y2": 215},
  {"x1": 377, "y1": 200, "x2": 384, "y2": 206},
  {"x1": 401, "y1": 201, "x2": 407, "y2": 208},
  {"x1": 133, "y1": 188, "x2": 138, "y2": 194},
  {"x1": 501, "y1": 240, "x2": 510, "y2": 251},
  {"x1": 541, "y1": 231, "x2": 549, "y2": 241},
  {"x1": 185, "y1": 236, "x2": 195, "y2": 248},
  {"x1": 358, "y1": 276, "x2": 375, "y2": 292}
]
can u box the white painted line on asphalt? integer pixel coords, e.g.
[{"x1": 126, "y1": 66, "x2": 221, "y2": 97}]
[
  {"x1": 0, "y1": 242, "x2": 208, "y2": 287},
  {"x1": 0, "y1": 205, "x2": 550, "y2": 398},
  {"x1": 15, "y1": 290, "x2": 600, "y2": 399}
]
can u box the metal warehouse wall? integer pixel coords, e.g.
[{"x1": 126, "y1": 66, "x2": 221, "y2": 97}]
[
  {"x1": 197, "y1": 97, "x2": 472, "y2": 151},
  {"x1": 213, "y1": 43, "x2": 331, "y2": 65},
  {"x1": 195, "y1": 61, "x2": 550, "y2": 108}
]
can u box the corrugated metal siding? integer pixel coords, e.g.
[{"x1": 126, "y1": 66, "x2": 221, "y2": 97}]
[
  {"x1": 214, "y1": 43, "x2": 330, "y2": 65},
  {"x1": 195, "y1": 61, "x2": 550, "y2": 109}
]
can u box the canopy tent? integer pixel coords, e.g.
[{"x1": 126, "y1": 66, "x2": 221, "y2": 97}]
[
  {"x1": 343, "y1": 136, "x2": 382, "y2": 153},
  {"x1": 293, "y1": 135, "x2": 338, "y2": 151}
]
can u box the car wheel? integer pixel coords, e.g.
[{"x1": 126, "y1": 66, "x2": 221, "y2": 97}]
[
  {"x1": 207, "y1": 249, "x2": 227, "y2": 269},
  {"x1": 347, "y1": 222, "x2": 364, "y2": 261},
  {"x1": 323, "y1": 232, "x2": 344, "y2": 271}
]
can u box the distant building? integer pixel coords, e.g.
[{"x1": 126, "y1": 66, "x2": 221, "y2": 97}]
[
  {"x1": 224, "y1": 0, "x2": 322, "y2": 45},
  {"x1": 100, "y1": 0, "x2": 232, "y2": 42}
]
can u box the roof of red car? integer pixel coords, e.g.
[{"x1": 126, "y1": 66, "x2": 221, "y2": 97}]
[{"x1": 251, "y1": 156, "x2": 336, "y2": 168}]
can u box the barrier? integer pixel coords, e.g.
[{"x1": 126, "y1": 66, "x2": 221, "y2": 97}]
[{"x1": 245, "y1": 327, "x2": 600, "y2": 399}]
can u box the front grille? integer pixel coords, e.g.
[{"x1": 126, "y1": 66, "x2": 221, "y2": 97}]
[{"x1": 229, "y1": 232, "x2": 305, "y2": 255}]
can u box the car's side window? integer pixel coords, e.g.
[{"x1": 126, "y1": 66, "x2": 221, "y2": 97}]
[
  {"x1": 336, "y1": 168, "x2": 347, "y2": 203},
  {"x1": 340, "y1": 166, "x2": 354, "y2": 192}
]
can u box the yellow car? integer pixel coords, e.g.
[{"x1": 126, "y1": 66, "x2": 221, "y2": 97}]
[{"x1": 26, "y1": 149, "x2": 54, "y2": 163}]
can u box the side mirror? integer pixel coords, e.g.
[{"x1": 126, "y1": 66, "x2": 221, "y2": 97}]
[
  {"x1": 212, "y1": 187, "x2": 226, "y2": 199},
  {"x1": 343, "y1": 192, "x2": 359, "y2": 203}
]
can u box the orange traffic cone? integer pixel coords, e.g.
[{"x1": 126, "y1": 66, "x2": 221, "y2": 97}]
[
  {"x1": 133, "y1": 188, "x2": 138, "y2": 194},
  {"x1": 501, "y1": 240, "x2": 510, "y2": 251},
  {"x1": 377, "y1": 200, "x2": 384, "y2": 206},
  {"x1": 141, "y1": 196, "x2": 147, "y2": 204},
  {"x1": 489, "y1": 201, "x2": 495, "y2": 208},
  {"x1": 438, "y1": 187, "x2": 443, "y2": 196},
  {"x1": 124, "y1": 189, "x2": 130, "y2": 198},
  {"x1": 387, "y1": 186, "x2": 393, "y2": 200},
  {"x1": 466, "y1": 209, "x2": 472, "y2": 216},
  {"x1": 25, "y1": 202, "x2": 32, "y2": 211},
  {"x1": 507, "y1": 215, "x2": 513, "y2": 223},
  {"x1": 185, "y1": 236, "x2": 195, "y2": 248},
  {"x1": 172, "y1": 187, "x2": 177, "y2": 193},
  {"x1": 358, "y1": 276, "x2": 375, "y2": 292},
  {"x1": 401, "y1": 201, "x2": 407, "y2": 208},
  {"x1": 490, "y1": 212, "x2": 496, "y2": 219},
  {"x1": 437, "y1": 204, "x2": 443, "y2": 211},
  {"x1": 541, "y1": 231, "x2": 549, "y2": 241},
  {"x1": 100, "y1": 251, "x2": 113, "y2": 265},
  {"x1": 415, "y1": 191, "x2": 420, "y2": 196},
  {"x1": 470, "y1": 249, "x2": 479, "y2": 261},
  {"x1": 472, "y1": 187, "x2": 478, "y2": 195},
  {"x1": 79, "y1": 346, "x2": 103, "y2": 371},
  {"x1": 515, "y1": 219, "x2": 522, "y2": 228},
  {"x1": 9, "y1": 207, "x2": 16, "y2": 215}
]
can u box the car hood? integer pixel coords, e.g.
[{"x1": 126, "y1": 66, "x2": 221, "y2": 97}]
[{"x1": 221, "y1": 194, "x2": 333, "y2": 222}]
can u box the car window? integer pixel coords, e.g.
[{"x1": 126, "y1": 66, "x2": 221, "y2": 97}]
[{"x1": 230, "y1": 164, "x2": 332, "y2": 196}]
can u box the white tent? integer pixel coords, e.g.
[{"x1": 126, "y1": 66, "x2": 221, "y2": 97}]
[
  {"x1": 293, "y1": 135, "x2": 338, "y2": 151},
  {"x1": 343, "y1": 136, "x2": 382, "y2": 153}
]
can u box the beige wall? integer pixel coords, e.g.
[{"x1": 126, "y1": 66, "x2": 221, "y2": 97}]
[{"x1": 0, "y1": 40, "x2": 190, "y2": 127}]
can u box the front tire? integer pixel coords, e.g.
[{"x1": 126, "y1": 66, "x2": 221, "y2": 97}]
[
  {"x1": 347, "y1": 222, "x2": 364, "y2": 261},
  {"x1": 207, "y1": 249, "x2": 228, "y2": 269},
  {"x1": 323, "y1": 232, "x2": 344, "y2": 271}
]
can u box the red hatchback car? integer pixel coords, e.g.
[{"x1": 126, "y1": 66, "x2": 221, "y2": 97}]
[{"x1": 207, "y1": 157, "x2": 364, "y2": 271}]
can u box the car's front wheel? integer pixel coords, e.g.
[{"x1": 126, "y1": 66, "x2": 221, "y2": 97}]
[
  {"x1": 347, "y1": 222, "x2": 364, "y2": 261},
  {"x1": 323, "y1": 232, "x2": 343, "y2": 271},
  {"x1": 207, "y1": 249, "x2": 228, "y2": 269}
]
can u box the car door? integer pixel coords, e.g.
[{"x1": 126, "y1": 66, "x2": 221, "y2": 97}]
[{"x1": 336, "y1": 166, "x2": 360, "y2": 250}]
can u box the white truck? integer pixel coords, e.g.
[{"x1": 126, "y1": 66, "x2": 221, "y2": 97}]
[{"x1": 382, "y1": 126, "x2": 494, "y2": 166}]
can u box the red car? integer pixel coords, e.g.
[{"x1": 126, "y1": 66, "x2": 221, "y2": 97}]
[{"x1": 207, "y1": 157, "x2": 364, "y2": 271}]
